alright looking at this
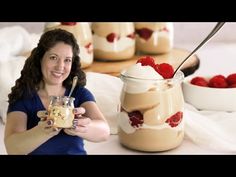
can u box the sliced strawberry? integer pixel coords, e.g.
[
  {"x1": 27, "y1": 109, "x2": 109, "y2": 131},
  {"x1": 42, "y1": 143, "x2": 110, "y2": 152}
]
[
  {"x1": 135, "y1": 28, "x2": 153, "y2": 40},
  {"x1": 165, "y1": 111, "x2": 183, "y2": 128},
  {"x1": 226, "y1": 73, "x2": 236, "y2": 85},
  {"x1": 136, "y1": 56, "x2": 156, "y2": 68},
  {"x1": 209, "y1": 75, "x2": 228, "y2": 88},
  {"x1": 85, "y1": 42, "x2": 93, "y2": 54},
  {"x1": 190, "y1": 77, "x2": 208, "y2": 87},
  {"x1": 155, "y1": 63, "x2": 174, "y2": 79},
  {"x1": 61, "y1": 22, "x2": 77, "y2": 25},
  {"x1": 106, "y1": 33, "x2": 120, "y2": 43},
  {"x1": 128, "y1": 111, "x2": 144, "y2": 128}
]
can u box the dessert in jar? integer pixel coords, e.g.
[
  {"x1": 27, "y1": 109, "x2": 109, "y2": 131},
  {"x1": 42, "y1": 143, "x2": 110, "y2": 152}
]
[
  {"x1": 118, "y1": 56, "x2": 184, "y2": 152},
  {"x1": 135, "y1": 22, "x2": 174, "y2": 54},
  {"x1": 48, "y1": 96, "x2": 75, "y2": 128},
  {"x1": 91, "y1": 22, "x2": 135, "y2": 60},
  {"x1": 44, "y1": 22, "x2": 93, "y2": 68}
]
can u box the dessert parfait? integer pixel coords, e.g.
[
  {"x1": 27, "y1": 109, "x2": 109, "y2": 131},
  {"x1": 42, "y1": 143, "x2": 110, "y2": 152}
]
[
  {"x1": 48, "y1": 96, "x2": 75, "y2": 128},
  {"x1": 135, "y1": 22, "x2": 174, "y2": 54},
  {"x1": 91, "y1": 22, "x2": 135, "y2": 60},
  {"x1": 118, "y1": 56, "x2": 184, "y2": 152},
  {"x1": 44, "y1": 22, "x2": 93, "y2": 68}
]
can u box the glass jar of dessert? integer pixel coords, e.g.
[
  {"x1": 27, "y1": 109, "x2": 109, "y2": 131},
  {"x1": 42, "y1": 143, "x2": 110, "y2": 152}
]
[
  {"x1": 48, "y1": 96, "x2": 75, "y2": 128},
  {"x1": 44, "y1": 22, "x2": 93, "y2": 68},
  {"x1": 118, "y1": 62, "x2": 184, "y2": 152},
  {"x1": 135, "y1": 22, "x2": 174, "y2": 54},
  {"x1": 91, "y1": 22, "x2": 135, "y2": 61}
]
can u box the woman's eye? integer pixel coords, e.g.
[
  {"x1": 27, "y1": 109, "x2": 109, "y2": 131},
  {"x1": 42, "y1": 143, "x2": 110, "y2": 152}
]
[
  {"x1": 65, "y1": 58, "x2": 72, "y2": 63},
  {"x1": 49, "y1": 56, "x2": 57, "y2": 60}
]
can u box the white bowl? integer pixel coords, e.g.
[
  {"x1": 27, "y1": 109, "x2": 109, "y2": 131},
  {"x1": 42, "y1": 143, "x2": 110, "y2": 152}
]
[{"x1": 182, "y1": 76, "x2": 236, "y2": 112}]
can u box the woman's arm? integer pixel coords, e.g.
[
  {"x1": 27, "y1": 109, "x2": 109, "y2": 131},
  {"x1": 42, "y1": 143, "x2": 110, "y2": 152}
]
[
  {"x1": 64, "y1": 101, "x2": 110, "y2": 142},
  {"x1": 4, "y1": 111, "x2": 60, "y2": 155}
]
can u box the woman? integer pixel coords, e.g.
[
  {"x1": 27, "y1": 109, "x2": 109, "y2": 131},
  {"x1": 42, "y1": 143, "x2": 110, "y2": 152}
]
[{"x1": 4, "y1": 28, "x2": 110, "y2": 155}]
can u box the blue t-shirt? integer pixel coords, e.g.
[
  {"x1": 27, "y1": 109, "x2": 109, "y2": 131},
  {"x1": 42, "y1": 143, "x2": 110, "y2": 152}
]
[{"x1": 7, "y1": 86, "x2": 95, "y2": 155}]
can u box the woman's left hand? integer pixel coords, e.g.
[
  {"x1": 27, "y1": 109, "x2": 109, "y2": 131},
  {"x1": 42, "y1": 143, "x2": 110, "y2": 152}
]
[{"x1": 64, "y1": 107, "x2": 91, "y2": 136}]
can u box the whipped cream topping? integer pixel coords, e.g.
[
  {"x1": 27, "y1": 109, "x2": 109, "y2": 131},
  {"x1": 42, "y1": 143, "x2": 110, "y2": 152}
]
[
  {"x1": 93, "y1": 34, "x2": 135, "y2": 52},
  {"x1": 118, "y1": 111, "x2": 184, "y2": 134},
  {"x1": 123, "y1": 63, "x2": 162, "y2": 79},
  {"x1": 121, "y1": 63, "x2": 163, "y2": 93}
]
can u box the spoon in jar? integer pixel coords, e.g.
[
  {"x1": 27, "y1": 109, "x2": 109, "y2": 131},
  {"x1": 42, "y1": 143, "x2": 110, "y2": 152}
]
[
  {"x1": 173, "y1": 22, "x2": 225, "y2": 77},
  {"x1": 68, "y1": 76, "x2": 78, "y2": 97}
]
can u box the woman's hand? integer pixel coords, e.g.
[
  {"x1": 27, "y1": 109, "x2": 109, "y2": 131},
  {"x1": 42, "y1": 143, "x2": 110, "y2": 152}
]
[
  {"x1": 37, "y1": 110, "x2": 62, "y2": 136},
  {"x1": 63, "y1": 107, "x2": 91, "y2": 136}
]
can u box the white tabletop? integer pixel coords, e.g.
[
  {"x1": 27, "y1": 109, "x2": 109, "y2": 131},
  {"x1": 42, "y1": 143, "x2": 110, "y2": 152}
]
[{"x1": 1, "y1": 42, "x2": 236, "y2": 155}]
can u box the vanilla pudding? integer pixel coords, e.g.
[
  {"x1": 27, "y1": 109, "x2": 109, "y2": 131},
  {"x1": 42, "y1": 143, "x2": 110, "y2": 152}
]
[
  {"x1": 44, "y1": 22, "x2": 93, "y2": 68},
  {"x1": 92, "y1": 22, "x2": 135, "y2": 60},
  {"x1": 48, "y1": 96, "x2": 75, "y2": 128},
  {"x1": 118, "y1": 63, "x2": 184, "y2": 152},
  {"x1": 135, "y1": 22, "x2": 174, "y2": 54}
]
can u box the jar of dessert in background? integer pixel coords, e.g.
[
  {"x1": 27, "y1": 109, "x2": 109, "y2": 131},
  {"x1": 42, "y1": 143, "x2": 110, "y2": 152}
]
[
  {"x1": 135, "y1": 22, "x2": 174, "y2": 54},
  {"x1": 44, "y1": 22, "x2": 93, "y2": 69},
  {"x1": 118, "y1": 65, "x2": 184, "y2": 152},
  {"x1": 91, "y1": 22, "x2": 135, "y2": 61}
]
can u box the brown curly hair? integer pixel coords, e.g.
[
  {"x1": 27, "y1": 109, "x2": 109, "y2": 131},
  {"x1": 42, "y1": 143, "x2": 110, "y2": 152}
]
[{"x1": 8, "y1": 28, "x2": 86, "y2": 104}]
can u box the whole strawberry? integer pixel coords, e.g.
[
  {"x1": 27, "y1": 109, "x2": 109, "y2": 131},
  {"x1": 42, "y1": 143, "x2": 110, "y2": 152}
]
[
  {"x1": 136, "y1": 56, "x2": 156, "y2": 68},
  {"x1": 226, "y1": 73, "x2": 236, "y2": 86},
  {"x1": 209, "y1": 75, "x2": 228, "y2": 88},
  {"x1": 190, "y1": 77, "x2": 208, "y2": 87},
  {"x1": 155, "y1": 63, "x2": 174, "y2": 79}
]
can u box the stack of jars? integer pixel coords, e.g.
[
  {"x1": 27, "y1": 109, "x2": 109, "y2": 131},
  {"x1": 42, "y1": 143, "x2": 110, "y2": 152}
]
[{"x1": 44, "y1": 22, "x2": 174, "y2": 67}]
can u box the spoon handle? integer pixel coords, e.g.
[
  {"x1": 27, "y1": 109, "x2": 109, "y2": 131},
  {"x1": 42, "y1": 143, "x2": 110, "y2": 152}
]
[
  {"x1": 68, "y1": 76, "x2": 78, "y2": 97},
  {"x1": 173, "y1": 22, "x2": 225, "y2": 76}
]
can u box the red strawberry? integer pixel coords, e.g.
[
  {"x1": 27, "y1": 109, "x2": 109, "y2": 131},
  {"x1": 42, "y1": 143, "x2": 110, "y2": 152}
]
[
  {"x1": 209, "y1": 75, "x2": 228, "y2": 88},
  {"x1": 128, "y1": 111, "x2": 144, "y2": 128},
  {"x1": 155, "y1": 63, "x2": 174, "y2": 79},
  {"x1": 165, "y1": 111, "x2": 183, "y2": 128},
  {"x1": 226, "y1": 73, "x2": 236, "y2": 85},
  {"x1": 136, "y1": 56, "x2": 156, "y2": 68},
  {"x1": 135, "y1": 28, "x2": 153, "y2": 40},
  {"x1": 190, "y1": 77, "x2": 208, "y2": 87},
  {"x1": 85, "y1": 42, "x2": 93, "y2": 54},
  {"x1": 106, "y1": 33, "x2": 120, "y2": 43},
  {"x1": 61, "y1": 22, "x2": 77, "y2": 25},
  {"x1": 228, "y1": 83, "x2": 236, "y2": 88}
]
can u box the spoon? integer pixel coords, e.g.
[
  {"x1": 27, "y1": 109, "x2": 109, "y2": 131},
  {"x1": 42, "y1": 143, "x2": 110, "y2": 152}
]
[
  {"x1": 173, "y1": 22, "x2": 225, "y2": 77},
  {"x1": 68, "y1": 76, "x2": 78, "y2": 97}
]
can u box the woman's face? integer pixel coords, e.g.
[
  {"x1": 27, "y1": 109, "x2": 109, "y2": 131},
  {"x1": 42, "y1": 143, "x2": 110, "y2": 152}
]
[{"x1": 41, "y1": 42, "x2": 73, "y2": 86}]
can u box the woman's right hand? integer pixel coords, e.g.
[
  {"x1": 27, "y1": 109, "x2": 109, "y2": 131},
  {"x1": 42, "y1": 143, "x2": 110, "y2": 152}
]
[{"x1": 37, "y1": 110, "x2": 61, "y2": 136}]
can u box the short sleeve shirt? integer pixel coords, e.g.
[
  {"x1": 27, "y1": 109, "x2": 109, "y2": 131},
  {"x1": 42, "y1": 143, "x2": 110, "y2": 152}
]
[{"x1": 7, "y1": 86, "x2": 95, "y2": 155}]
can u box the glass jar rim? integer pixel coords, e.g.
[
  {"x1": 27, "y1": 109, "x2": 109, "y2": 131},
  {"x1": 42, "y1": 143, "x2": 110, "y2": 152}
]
[
  {"x1": 49, "y1": 96, "x2": 75, "y2": 101},
  {"x1": 120, "y1": 70, "x2": 184, "y2": 83}
]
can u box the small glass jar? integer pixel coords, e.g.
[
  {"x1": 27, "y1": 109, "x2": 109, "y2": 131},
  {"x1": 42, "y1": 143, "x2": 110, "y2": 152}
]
[
  {"x1": 118, "y1": 71, "x2": 184, "y2": 152},
  {"x1": 48, "y1": 96, "x2": 75, "y2": 128},
  {"x1": 44, "y1": 22, "x2": 93, "y2": 68},
  {"x1": 92, "y1": 22, "x2": 135, "y2": 61},
  {"x1": 135, "y1": 22, "x2": 174, "y2": 54}
]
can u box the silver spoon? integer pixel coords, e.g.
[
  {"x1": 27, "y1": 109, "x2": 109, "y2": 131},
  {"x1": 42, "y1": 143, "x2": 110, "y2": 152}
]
[
  {"x1": 68, "y1": 76, "x2": 78, "y2": 97},
  {"x1": 173, "y1": 22, "x2": 225, "y2": 77}
]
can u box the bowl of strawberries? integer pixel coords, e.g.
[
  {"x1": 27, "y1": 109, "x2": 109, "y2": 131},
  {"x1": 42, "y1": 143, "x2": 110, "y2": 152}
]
[{"x1": 182, "y1": 73, "x2": 236, "y2": 112}]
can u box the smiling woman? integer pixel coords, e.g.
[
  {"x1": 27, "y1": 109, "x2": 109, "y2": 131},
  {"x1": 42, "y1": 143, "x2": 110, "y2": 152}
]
[{"x1": 4, "y1": 28, "x2": 110, "y2": 155}]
